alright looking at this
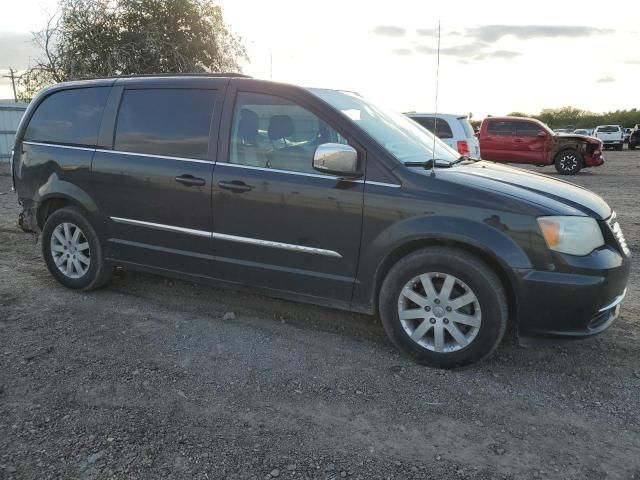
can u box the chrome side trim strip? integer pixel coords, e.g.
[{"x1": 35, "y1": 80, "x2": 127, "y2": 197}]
[
  {"x1": 23, "y1": 141, "x2": 95, "y2": 152},
  {"x1": 23, "y1": 141, "x2": 212, "y2": 164},
  {"x1": 110, "y1": 217, "x2": 211, "y2": 238},
  {"x1": 598, "y1": 288, "x2": 627, "y2": 312},
  {"x1": 218, "y1": 162, "x2": 338, "y2": 180},
  {"x1": 365, "y1": 180, "x2": 402, "y2": 188},
  {"x1": 95, "y1": 148, "x2": 212, "y2": 164},
  {"x1": 109, "y1": 217, "x2": 342, "y2": 258},
  {"x1": 217, "y1": 162, "x2": 401, "y2": 187},
  {"x1": 210, "y1": 231, "x2": 342, "y2": 258},
  {"x1": 24, "y1": 142, "x2": 402, "y2": 188}
]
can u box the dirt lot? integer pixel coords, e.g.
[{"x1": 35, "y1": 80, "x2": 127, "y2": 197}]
[{"x1": 0, "y1": 151, "x2": 639, "y2": 480}]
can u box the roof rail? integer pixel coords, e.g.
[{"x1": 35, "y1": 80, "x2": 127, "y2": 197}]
[{"x1": 76, "y1": 72, "x2": 252, "y2": 81}]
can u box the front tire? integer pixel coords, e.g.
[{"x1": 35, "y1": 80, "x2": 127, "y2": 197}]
[
  {"x1": 42, "y1": 206, "x2": 112, "y2": 290},
  {"x1": 554, "y1": 149, "x2": 583, "y2": 175},
  {"x1": 379, "y1": 247, "x2": 508, "y2": 368}
]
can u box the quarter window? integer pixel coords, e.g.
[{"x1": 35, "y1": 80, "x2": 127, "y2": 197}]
[
  {"x1": 229, "y1": 92, "x2": 348, "y2": 174},
  {"x1": 25, "y1": 87, "x2": 110, "y2": 146},
  {"x1": 412, "y1": 117, "x2": 454, "y2": 139},
  {"x1": 115, "y1": 89, "x2": 216, "y2": 158},
  {"x1": 487, "y1": 121, "x2": 516, "y2": 136}
]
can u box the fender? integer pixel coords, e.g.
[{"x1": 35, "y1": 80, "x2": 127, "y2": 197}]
[
  {"x1": 352, "y1": 214, "x2": 533, "y2": 313},
  {"x1": 32, "y1": 173, "x2": 105, "y2": 234}
]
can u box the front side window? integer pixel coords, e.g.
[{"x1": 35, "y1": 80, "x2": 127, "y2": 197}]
[
  {"x1": 25, "y1": 87, "x2": 110, "y2": 146},
  {"x1": 515, "y1": 122, "x2": 542, "y2": 137},
  {"x1": 310, "y1": 89, "x2": 459, "y2": 164},
  {"x1": 115, "y1": 88, "x2": 216, "y2": 158},
  {"x1": 412, "y1": 117, "x2": 454, "y2": 139},
  {"x1": 487, "y1": 121, "x2": 516, "y2": 136},
  {"x1": 229, "y1": 92, "x2": 347, "y2": 174}
]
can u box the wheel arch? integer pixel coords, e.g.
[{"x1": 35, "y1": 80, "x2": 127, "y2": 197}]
[
  {"x1": 372, "y1": 236, "x2": 522, "y2": 333},
  {"x1": 34, "y1": 174, "x2": 100, "y2": 230}
]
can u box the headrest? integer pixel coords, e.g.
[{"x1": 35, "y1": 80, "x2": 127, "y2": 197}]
[
  {"x1": 238, "y1": 109, "x2": 259, "y2": 142},
  {"x1": 268, "y1": 115, "x2": 294, "y2": 140}
]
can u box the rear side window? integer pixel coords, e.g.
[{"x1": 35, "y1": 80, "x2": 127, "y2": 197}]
[
  {"x1": 115, "y1": 89, "x2": 216, "y2": 158},
  {"x1": 25, "y1": 87, "x2": 110, "y2": 146},
  {"x1": 457, "y1": 117, "x2": 475, "y2": 138},
  {"x1": 412, "y1": 117, "x2": 453, "y2": 139},
  {"x1": 515, "y1": 122, "x2": 542, "y2": 137},
  {"x1": 487, "y1": 121, "x2": 515, "y2": 136}
]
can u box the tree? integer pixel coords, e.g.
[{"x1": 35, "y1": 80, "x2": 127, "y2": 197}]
[
  {"x1": 19, "y1": 0, "x2": 246, "y2": 100},
  {"x1": 506, "y1": 106, "x2": 640, "y2": 129}
]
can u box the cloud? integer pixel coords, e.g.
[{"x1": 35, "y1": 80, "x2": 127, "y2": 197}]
[
  {"x1": 596, "y1": 76, "x2": 615, "y2": 83},
  {"x1": 465, "y1": 25, "x2": 614, "y2": 42},
  {"x1": 474, "y1": 50, "x2": 522, "y2": 60},
  {"x1": 414, "y1": 41, "x2": 520, "y2": 61},
  {"x1": 372, "y1": 26, "x2": 406, "y2": 37},
  {"x1": 624, "y1": 59, "x2": 640, "y2": 65},
  {"x1": 416, "y1": 28, "x2": 461, "y2": 37},
  {"x1": 392, "y1": 48, "x2": 413, "y2": 56}
]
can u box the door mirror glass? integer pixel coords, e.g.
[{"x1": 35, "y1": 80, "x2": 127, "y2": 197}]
[{"x1": 313, "y1": 143, "x2": 359, "y2": 176}]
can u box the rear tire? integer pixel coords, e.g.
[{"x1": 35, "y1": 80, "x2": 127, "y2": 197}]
[
  {"x1": 42, "y1": 206, "x2": 112, "y2": 290},
  {"x1": 616, "y1": 144, "x2": 623, "y2": 151},
  {"x1": 379, "y1": 247, "x2": 508, "y2": 368},
  {"x1": 554, "y1": 149, "x2": 583, "y2": 175},
  {"x1": 630, "y1": 144, "x2": 636, "y2": 150}
]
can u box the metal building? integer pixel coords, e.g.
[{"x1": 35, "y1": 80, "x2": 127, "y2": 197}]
[{"x1": 0, "y1": 100, "x2": 29, "y2": 162}]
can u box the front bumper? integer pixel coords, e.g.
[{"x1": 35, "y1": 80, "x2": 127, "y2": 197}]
[{"x1": 515, "y1": 246, "x2": 630, "y2": 339}]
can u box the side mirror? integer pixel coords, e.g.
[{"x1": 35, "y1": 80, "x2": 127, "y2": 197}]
[
  {"x1": 313, "y1": 143, "x2": 359, "y2": 177},
  {"x1": 537, "y1": 131, "x2": 547, "y2": 137}
]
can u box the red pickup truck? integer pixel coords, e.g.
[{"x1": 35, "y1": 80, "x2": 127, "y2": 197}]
[{"x1": 478, "y1": 116, "x2": 603, "y2": 175}]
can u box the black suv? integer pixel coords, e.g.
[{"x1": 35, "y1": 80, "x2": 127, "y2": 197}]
[{"x1": 11, "y1": 75, "x2": 631, "y2": 368}]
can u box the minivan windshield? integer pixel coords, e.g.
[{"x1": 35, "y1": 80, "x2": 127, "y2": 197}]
[{"x1": 310, "y1": 89, "x2": 460, "y2": 164}]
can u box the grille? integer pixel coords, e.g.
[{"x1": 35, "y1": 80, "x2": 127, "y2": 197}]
[{"x1": 608, "y1": 212, "x2": 630, "y2": 256}]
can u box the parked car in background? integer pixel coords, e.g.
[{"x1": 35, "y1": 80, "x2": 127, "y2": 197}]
[
  {"x1": 478, "y1": 116, "x2": 604, "y2": 174},
  {"x1": 628, "y1": 126, "x2": 640, "y2": 150},
  {"x1": 10, "y1": 75, "x2": 630, "y2": 368},
  {"x1": 593, "y1": 125, "x2": 624, "y2": 150},
  {"x1": 573, "y1": 129, "x2": 591, "y2": 136},
  {"x1": 624, "y1": 128, "x2": 632, "y2": 143},
  {"x1": 405, "y1": 113, "x2": 480, "y2": 157}
]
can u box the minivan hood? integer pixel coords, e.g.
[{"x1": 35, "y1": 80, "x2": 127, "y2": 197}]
[{"x1": 435, "y1": 161, "x2": 612, "y2": 219}]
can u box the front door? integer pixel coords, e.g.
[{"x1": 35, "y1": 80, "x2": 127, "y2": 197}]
[
  {"x1": 510, "y1": 121, "x2": 547, "y2": 163},
  {"x1": 92, "y1": 85, "x2": 221, "y2": 276},
  {"x1": 209, "y1": 88, "x2": 364, "y2": 303}
]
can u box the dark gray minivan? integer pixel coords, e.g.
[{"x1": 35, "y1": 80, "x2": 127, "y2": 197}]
[{"x1": 11, "y1": 74, "x2": 630, "y2": 368}]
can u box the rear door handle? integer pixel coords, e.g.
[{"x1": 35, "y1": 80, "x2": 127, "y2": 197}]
[
  {"x1": 218, "y1": 180, "x2": 253, "y2": 193},
  {"x1": 175, "y1": 175, "x2": 206, "y2": 187}
]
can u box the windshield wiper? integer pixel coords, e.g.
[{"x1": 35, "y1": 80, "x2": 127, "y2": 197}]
[
  {"x1": 450, "y1": 155, "x2": 479, "y2": 165},
  {"x1": 403, "y1": 158, "x2": 452, "y2": 169}
]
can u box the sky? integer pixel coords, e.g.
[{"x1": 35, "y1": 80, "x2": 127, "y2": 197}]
[{"x1": 1, "y1": 0, "x2": 639, "y2": 118}]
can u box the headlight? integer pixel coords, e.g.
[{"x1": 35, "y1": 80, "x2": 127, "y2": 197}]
[{"x1": 537, "y1": 216, "x2": 604, "y2": 256}]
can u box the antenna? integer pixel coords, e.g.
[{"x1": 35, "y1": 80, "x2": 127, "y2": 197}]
[{"x1": 430, "y1": 21, "x2": 441, "y2": 177}]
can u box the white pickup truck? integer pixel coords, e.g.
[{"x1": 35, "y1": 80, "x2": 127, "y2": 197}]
[{"x1": 594, "y1": 125, "x2": 624, "y2": 150}]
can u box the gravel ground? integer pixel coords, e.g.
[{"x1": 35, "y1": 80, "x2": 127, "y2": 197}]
[{"x1": 0, "y1": 152, "x2": 639, "y2": 480}]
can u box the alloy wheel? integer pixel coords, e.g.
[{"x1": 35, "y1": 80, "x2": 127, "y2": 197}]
[
  {"x1": 559, "y1": 153, "x2": 578, "y2": 172},
  {"x1": 397, "y1": 272, "x2": 481, "y2": 353},
  {"x1": 50, "y1": 222, "x2": 91, "y2": 279}
]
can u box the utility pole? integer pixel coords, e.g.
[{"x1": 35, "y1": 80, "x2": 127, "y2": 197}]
[{"x1": 2, "y1": 68, "x2": 19, "y2": 102}]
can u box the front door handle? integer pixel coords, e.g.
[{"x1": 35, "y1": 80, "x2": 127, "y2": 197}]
[
  {"x1": 218, "y1": 180, "x2": 253, "y2": 193},
  {"x1": 175, "y1": 174, "x2": 206, "y2": 187}
]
